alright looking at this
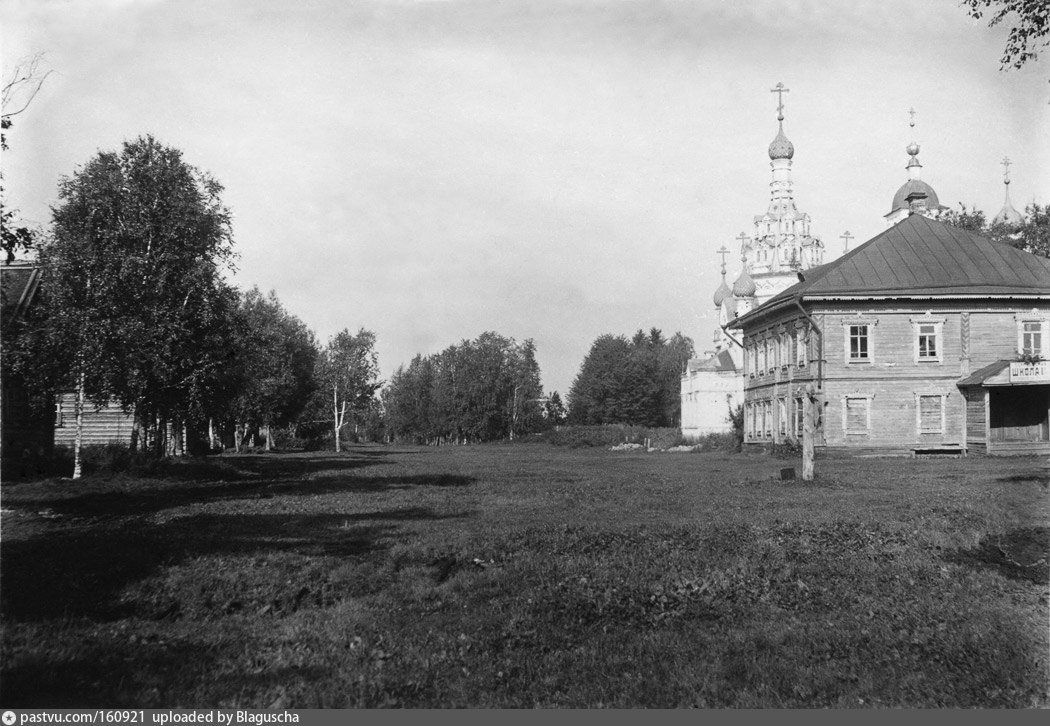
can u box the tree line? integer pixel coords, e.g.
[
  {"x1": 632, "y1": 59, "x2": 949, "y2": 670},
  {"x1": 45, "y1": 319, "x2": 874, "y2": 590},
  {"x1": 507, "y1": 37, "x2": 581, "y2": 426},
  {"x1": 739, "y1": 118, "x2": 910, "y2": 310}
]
[
  {"x1": 940, "y1": 203, "x2": 1049, "y2": 258},
  {"x1": 567, "y1": 328, "x2": 693, "y2": 428},
  {"x1": 8, "y1": 133, "x2": 688, "y2": 469},
  {"x1": 383, "y1": 332, "x2": 546, "y2": 444},
  {"x1": 3, "y1": 135, "x2": 384, "y2": 476}
]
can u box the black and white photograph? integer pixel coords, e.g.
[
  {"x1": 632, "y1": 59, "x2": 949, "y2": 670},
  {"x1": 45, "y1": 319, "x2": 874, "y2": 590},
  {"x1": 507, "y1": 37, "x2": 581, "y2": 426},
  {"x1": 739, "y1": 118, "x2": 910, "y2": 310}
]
[{"x1": 1, "y1": 0, "x2": 1048, "y2": 710}]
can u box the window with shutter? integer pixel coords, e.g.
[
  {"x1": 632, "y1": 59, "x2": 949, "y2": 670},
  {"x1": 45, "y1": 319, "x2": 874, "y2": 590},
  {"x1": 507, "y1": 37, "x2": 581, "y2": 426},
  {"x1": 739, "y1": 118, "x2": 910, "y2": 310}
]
[
  {"x1": 845, "y1": 396, "x2": 869, "y2": 434},
  {"x1": 919, "y1": 395, "x2": 943, "y2": 434}
]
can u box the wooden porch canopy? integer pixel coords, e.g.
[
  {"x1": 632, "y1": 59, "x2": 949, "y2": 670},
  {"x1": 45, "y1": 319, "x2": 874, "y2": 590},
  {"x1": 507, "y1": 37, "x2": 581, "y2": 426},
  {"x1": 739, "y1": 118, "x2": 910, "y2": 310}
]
[{"x1": 959, "y1": 360, "x2": 1050, "y2": 455}]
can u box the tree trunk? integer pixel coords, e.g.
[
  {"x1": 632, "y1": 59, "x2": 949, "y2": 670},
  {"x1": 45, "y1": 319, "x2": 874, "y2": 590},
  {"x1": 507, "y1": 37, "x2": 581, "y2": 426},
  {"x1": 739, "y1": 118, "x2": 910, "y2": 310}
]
[
  {"x1": 72, "y1": 369, "x2": 85, "y2": 480},
  {"x1": 165, "y1": 420, "x2": 177, "y2": 457},
  {"x1": 154, "y1": 414, "x2": 165, "y2": 458},
  {"x1": 802, "y1": 386, "x2": 816, "y2": 482},
  {"x1": 209, "y1": 417, "x2": 217, "y2": 451},
  {"x1": 130, "y1": 411, "x2": 141, "y2": 454},
  {"x1": 332, "y1": 385, "x2": 345, "y2": 454},
  {"x1": 234, "y1": 423, "x2": 243, "y2": 453},
  {"x1": 264, "y1": 424, "x2": 271, "y2": 452}
]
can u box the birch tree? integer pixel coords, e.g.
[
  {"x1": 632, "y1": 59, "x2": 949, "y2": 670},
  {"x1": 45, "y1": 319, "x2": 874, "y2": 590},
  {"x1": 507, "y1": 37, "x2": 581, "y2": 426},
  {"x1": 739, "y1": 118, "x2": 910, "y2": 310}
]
[
  {"x1": 316, "y1": 329, "x2": 381, "y2": 452},
  {"x1": 228, "y1": 287, "x2": 318, "y2": 451},
  {"x1": 31, "y1": 135, "x2": 236, "y2": 474}
]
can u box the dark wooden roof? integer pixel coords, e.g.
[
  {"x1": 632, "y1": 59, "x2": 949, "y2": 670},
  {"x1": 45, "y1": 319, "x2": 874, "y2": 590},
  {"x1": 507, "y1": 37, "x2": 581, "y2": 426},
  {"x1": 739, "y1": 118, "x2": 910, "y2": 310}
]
[
  {"x1": 957, "y1": 360, "x2": 1011, "y2": 387},
  {"x1": 736, "y1": 214, "x2": 1050, "y2": 327},
  {"x1": 1, "y1": 262, "x2": 41, "y2": 330}
]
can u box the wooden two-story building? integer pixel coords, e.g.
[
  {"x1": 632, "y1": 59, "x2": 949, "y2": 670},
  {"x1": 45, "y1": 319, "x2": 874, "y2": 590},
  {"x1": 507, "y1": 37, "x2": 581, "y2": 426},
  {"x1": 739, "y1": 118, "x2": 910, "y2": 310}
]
[{"x1": 732, "y1": 214, "x2": 1050, "y2": 456}]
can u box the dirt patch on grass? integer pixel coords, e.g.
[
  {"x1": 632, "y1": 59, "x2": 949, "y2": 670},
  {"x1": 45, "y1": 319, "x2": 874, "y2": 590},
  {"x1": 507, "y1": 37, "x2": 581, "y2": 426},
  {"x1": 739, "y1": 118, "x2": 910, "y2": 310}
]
[{"x1": 947, "y1": 527, "x2": 1050, "y2": 585}]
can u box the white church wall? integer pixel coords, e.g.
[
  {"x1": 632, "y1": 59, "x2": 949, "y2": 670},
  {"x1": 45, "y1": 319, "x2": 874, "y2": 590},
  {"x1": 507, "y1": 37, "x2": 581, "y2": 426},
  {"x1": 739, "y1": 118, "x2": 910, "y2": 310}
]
[{"x1": 680, "y1": 370, "x2": 744, "y2": 438}]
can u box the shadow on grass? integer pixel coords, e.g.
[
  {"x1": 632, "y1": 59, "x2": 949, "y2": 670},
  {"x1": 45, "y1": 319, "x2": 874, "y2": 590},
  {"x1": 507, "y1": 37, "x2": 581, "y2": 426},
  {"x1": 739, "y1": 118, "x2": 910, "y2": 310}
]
[
  {"x1": 2, "y1": 464, "x2": 474, "y2": 519},
  {"x1": 2, "y1": 638, "x2": 331, "y2": 708},
  {"x1": 996, "y1": 473, "x2": 1050, "y2": 487},
  {"x1": 945, "y1": 526, "x2": 1049, "y2": 585},
  {"x1": 1, "y1": 506, "x2": 473, "y2": 622}
]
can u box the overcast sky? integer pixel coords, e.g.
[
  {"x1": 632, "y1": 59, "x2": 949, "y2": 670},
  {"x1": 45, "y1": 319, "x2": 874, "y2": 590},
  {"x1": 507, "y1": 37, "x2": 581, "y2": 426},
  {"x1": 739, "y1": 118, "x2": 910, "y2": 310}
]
[{"x1": 3, "y1": 0, "x2": 1048, "y2": 395}]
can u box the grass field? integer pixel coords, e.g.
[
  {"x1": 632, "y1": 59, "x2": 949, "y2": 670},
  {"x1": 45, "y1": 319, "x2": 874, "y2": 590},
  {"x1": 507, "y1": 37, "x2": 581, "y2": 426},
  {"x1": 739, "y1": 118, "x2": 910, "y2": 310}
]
[{"x1": 1, "y1": 444, "x2": 1048, "y2": 708}]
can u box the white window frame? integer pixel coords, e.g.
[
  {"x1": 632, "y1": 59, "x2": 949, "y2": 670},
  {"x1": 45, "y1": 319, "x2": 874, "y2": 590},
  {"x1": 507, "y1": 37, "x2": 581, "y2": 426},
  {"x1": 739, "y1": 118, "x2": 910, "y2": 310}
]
[
  {"x1": 793, "y1": 396, "x2": 804, "y2": 437},
  {"x1": 843, "y1": 318, "x2": 876, "y2": 364},
  {"x1": 795, "y1": 328, "x2": 807, "y2": 367},
  {"x1": 1016, "y1": 316, "x2": 1049, "y2": 358},
  {"x1": 778, "y1": 397, "x2": 788, "y2": 436},
  {"x1": 779, "y1": 333, "x2": 790, "y2": 369},
  {"x1": 911, "y1": 315, "x2": 945, "y2": 364},
  {"x1": 842, "y1": 394, "x2": 873, "y2": 436},
  {"x1": 764, "y1": 401, "x2": 773, "y2": 438},
  {"x1": 915, "y1": 392, "x2": 947, "y2": 435}
]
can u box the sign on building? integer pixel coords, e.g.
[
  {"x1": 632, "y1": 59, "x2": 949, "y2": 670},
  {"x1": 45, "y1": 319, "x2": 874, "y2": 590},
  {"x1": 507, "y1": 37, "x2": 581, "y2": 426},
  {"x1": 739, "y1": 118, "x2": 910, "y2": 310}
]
[{"x1": 1009, "y1": 360, "x2": 1050, "y2": 383}]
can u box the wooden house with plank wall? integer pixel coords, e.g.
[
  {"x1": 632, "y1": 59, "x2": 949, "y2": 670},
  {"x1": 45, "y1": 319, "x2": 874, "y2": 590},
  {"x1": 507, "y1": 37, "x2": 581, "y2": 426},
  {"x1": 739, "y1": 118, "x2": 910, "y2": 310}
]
[{"x1": 731, "y1": 214, "x2": 1050, "y2": 456}]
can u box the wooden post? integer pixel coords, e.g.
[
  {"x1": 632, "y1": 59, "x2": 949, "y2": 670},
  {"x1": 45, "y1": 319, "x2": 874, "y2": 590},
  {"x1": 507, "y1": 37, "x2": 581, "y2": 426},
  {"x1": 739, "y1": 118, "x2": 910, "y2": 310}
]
[{"x1": 802, "y1": 384, "x2": 816, "y2": 481}]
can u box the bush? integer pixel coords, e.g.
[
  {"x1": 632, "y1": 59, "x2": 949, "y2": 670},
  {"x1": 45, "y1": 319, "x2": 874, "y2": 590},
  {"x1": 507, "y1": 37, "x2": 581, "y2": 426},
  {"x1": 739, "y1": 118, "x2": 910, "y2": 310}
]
[
  {"x1": 690, "y1": 431, "x2": 742, "y2": 453},
  {"x1": 269, "y1": 426, "x2": 308, "y2": 451},
  {"x1": 771, "y1": 439, "x2": 803, "y2": 459},
  {"x1": 79, "y1": 443, "x2": 144, "y2": 474},
  {"x1": 49, "y1": 443, "x2": 152, "y2": 477}
]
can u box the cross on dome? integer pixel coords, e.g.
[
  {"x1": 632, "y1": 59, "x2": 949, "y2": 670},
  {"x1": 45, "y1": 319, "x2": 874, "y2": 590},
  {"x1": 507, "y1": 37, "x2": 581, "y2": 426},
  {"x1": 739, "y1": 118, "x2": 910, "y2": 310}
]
[
  {"x1": 767, "y1": 82, "x2": 794, "y2": 160},
  {"x1": 771, "y1": 82, "x2": 789, "y2": 122},
  {"x1": 993, "y1": 156, "x2": 1023, "y2": 228},
  {"x1": 716, "y1": 245, "x2": 730, "y2": 275},
  {"x1": 840, "y1": 230, "x2": 854, "y2": 254}
]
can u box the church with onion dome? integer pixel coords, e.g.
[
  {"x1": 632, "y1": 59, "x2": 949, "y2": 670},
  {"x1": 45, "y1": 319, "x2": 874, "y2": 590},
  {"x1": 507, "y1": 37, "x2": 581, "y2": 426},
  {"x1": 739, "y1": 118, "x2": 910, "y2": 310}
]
[
  {"x1": 884, "y1": 109, "x2": 947, "y2": 226},
  {"x1": 681, "y1": 83, "x2": 826, "y2": 438},
  {"x1": 681, "y1": 87, "x2": 1043, "y2": 449}
]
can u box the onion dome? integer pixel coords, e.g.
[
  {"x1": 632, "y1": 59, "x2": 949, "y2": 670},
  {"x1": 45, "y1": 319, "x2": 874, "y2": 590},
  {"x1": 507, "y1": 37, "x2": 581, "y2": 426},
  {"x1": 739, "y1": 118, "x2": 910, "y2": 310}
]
[
  {"x1": 768, "y1": 126, "x2": 794, "y2": 160},
  {"x1": 992, "y1": 157, "x2": 1024, "y2": 228},
  {"x1": 993, "y1": 201, "x2": 1024, "y2": 228},
  {"x1": 889, "y1": 126, "x2": 940, "y2": 213},
  {"x1": 713, "y1": 277, "x2": 732, "y2": 308},
  {"x1": 890, "y1": 179, "x2": 941, "y2": 212},
  {"x1": 732, "y1": 268, "x2": 756, "y2": 297}
]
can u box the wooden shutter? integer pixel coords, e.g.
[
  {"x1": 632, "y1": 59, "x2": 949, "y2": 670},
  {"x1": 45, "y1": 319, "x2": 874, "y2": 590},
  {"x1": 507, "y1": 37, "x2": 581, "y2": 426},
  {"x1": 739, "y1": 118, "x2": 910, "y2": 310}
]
[
  {"x1": 919, "y1": 395, "x2": 942, "y2": 433},
  {"x1": 846, "y1": 397, "x2": 867, "y2": 433}
]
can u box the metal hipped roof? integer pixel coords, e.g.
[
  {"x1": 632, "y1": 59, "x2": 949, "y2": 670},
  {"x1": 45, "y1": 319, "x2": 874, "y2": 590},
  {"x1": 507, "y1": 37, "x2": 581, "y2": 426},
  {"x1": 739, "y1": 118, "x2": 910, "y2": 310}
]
[{"x1": 735, "y1": 214, "x2": 1050, "y2": 327}]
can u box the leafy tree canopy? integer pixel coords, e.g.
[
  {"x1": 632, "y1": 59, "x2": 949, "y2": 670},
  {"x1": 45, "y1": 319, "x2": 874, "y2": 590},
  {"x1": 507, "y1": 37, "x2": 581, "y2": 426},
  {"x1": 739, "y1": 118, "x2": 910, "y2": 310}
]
[
  {"x1": 313, "y1": 328, "x2": 382, "y2": 452},
  {"x1": 568, "y1": 328, "x2": 693, "y2": 427},
  {"x1": 30, "y1": 134, "x2": 238, "y2": 460},
  {"x1": 961, "y1": 0, "x2": 1049, "y2": 69},
  {"x1": 383, "y1": 332, "x2": 543, "y2": 444},
  {"x1": 941, "y1": 201, "x2": 1049, "y2": 257}
]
